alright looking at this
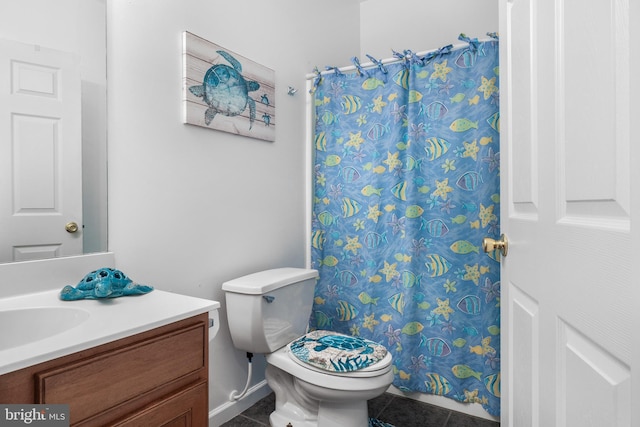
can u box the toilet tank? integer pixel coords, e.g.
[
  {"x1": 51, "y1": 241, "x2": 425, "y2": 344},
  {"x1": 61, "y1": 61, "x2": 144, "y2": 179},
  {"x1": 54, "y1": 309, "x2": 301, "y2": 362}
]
[{"x1": 222, "y1": 268, "x2": 319, "y2": 354}]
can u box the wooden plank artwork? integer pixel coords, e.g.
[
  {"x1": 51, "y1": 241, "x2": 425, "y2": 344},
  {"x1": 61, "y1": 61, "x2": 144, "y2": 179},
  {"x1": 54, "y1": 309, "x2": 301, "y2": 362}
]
[{"x1": 182, "y1": 31, "x2": 275, "y2": 142}]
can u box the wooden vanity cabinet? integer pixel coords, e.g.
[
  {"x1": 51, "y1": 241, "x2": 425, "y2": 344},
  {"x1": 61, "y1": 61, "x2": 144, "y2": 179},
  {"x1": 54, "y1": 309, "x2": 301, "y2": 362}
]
[{"x1": 0, "y1": 313, "x2": 209, "y2": 426}]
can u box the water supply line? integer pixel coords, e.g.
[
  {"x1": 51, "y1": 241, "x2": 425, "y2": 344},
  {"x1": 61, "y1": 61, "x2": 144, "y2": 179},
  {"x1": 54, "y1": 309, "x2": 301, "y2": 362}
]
[{"x1": 230, "y1": 352, "x2": 253, "y2": 401}]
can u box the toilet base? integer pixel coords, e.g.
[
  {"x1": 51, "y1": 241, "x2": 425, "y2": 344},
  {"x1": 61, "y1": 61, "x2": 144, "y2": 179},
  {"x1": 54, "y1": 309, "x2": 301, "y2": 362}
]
[
  {"x1": 316, "y1": 399, "x2": 368, "y2": 427},
  {"x1": 266, "y1": 363, "x2": 318, "y2": 426},
  {"x1": 269, "y1": 400, "x2": 369, "y2": 427},
  {"x1": 265, "y1": 359, "x2": 392, "y2": 427},
  {"x1": 270, "y1": 408, "x2": 316, "y2": 427},
  {"x1": 294, "y1": 376, "x2": 381, "y2": 427}
]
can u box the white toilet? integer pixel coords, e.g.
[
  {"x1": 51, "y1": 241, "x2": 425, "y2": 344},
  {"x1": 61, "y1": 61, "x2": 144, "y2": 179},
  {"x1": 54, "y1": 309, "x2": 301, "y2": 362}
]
[{"x1": 222, "y1": 267, "x2": 393, "y2": 427}]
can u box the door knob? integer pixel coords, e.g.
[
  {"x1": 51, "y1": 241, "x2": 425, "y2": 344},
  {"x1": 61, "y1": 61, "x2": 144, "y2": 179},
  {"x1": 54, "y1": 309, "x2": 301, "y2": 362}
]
[
  {"x1": 482, "y1": 234, "x2": 508, "y2": 257},
  {"x1": 65, "y1": 222, "x2": 79, "y2": 233}
]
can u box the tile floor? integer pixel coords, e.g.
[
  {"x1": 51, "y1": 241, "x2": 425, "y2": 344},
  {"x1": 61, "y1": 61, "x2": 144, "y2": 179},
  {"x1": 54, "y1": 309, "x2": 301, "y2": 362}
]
[{"x1": 220, "y1": 392, "x2": 500, "y2": 427}]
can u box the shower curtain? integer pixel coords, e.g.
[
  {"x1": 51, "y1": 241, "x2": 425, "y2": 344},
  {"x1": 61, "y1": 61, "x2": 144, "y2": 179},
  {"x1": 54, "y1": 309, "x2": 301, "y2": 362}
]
[{"x1": 309, "y1": 35, "x2": 501, "y2": 416}]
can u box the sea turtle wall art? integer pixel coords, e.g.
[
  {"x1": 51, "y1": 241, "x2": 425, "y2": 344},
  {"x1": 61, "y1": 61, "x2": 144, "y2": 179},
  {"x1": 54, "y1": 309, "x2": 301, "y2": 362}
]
[{"x1": 183, "y1": 32, "x2": 275, "y2": 141}]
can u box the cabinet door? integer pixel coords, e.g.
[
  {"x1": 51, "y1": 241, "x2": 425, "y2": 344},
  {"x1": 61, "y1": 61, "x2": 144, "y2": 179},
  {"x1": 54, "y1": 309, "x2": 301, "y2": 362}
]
[
  {"x1": 113, "y1": 382, "x2": 208, "y2": 427},
  {"x1": 36, "y1": 323, "x2": 206, "y2": 424}
]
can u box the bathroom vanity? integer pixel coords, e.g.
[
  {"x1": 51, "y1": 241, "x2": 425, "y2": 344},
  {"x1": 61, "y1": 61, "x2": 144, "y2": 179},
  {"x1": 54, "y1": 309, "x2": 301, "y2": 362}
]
[{"x1": 0, "y1": 289, "x2": 218, "y2": 426}]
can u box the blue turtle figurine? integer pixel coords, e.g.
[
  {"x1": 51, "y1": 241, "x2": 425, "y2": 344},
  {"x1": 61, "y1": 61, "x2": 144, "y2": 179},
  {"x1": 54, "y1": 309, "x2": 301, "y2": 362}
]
[
  {"x1": 189, "y1": 50, "x2": 260, "y2": 129},
  {"x1": 60, "y1": 268, "x2": 153, "y2": 301}
]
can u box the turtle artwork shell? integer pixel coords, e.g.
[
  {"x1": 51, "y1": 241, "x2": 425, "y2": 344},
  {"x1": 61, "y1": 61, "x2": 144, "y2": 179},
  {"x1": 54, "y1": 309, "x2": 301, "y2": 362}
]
[
  {"x1": 59, "y1": 268, "x2": 154, "y2": 301},
  {"x1": 189, "y1": 50, "x2": 260, "y2": 129},
  {"x1": 289, "y1": 330, "x2": 388, "y2": 373}
]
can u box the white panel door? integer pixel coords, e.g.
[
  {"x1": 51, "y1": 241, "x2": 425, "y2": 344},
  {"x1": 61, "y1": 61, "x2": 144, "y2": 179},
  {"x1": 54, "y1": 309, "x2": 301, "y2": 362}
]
[
  {"x1": 0, "y1": 39, "x2": 82, "y2": 262},
  {"x1": 499, "y1": 0, "x2": 636, "y2": 426}
]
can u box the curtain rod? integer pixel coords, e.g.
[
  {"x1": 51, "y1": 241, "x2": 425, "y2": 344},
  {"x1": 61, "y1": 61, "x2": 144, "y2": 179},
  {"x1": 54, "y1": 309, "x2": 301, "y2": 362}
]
[{"x1": 304, "y1": 37, "x2": 495, "y2": 80}]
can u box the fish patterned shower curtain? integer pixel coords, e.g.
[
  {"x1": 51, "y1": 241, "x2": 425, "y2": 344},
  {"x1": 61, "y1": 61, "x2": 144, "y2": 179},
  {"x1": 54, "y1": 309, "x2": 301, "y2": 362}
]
[{"x1": 309, "y1": 36, "x2": 501, "y2": 416}]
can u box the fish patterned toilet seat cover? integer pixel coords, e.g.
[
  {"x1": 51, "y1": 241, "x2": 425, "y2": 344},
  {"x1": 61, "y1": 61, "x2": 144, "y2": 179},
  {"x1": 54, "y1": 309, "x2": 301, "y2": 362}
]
[{"x1": 289, "y1": 330, "x2": 388, "y2": 373}]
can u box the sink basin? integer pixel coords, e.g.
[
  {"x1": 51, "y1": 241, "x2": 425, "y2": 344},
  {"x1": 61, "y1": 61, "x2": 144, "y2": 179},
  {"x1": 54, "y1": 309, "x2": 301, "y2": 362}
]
[{"x1": 0, "y1": 307, "x2": 90, "y2": 350}]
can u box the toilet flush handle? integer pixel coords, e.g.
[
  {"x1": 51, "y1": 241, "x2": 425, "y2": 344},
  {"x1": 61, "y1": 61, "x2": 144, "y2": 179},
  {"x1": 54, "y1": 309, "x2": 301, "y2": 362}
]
[{"x1": 263, "y1": 295, "x2": 275, "y2": 303}]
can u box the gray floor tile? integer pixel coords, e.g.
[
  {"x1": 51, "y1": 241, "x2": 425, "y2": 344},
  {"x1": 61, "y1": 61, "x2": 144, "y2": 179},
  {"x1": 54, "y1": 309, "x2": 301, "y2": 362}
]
[
  {"x1": 238, "y1": 393, "x2": 274, "y2": 425},
  {"x1": 445, "y1": 410, "x2": 500, "y2": 427},
  {"x1": 219, "y1": 414, "x2": 268, "y2": 427},
  {"x1": 223, "y1": 391, "x2": 500, "y2": 427},
  {"x1": 368, "y1": 392, "x2": 395, "y2": 419},
  {"x1": 377, "y1": 395, "x2": 451, "y2": 427}
]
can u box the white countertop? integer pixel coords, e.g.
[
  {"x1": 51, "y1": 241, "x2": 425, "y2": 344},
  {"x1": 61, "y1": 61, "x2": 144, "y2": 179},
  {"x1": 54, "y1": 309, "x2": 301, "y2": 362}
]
[{"x1": 0, "y1": 289, "x2": 219, "y2": 375}]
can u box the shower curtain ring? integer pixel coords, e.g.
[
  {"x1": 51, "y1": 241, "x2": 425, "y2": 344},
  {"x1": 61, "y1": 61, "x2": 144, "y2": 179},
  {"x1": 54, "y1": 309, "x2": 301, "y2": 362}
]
[
  {"x1": 309, "y1": 66, "x2": 322, "y2": 94},
  {"x1": 351, "y1": 56, "x2": 368, "y2": 77},
  {"x1": 325, "y1": 66, "x2": 343, "y2": 77},
  {"x1": 366, "y1": 54, "x2": 387, "y2": 75},
  {"x1": 392, "y1": 49, "x2": 410, "y2": 69}
]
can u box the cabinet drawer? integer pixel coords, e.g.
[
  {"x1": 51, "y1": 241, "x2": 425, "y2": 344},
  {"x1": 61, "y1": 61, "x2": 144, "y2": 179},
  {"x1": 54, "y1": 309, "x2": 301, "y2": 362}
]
[
  {"x1": 36, "y1": 322, "x2": 206, "y2": 424},
  {"x1": 114, "y1": 381, "x2": 207, "y2": 427}
]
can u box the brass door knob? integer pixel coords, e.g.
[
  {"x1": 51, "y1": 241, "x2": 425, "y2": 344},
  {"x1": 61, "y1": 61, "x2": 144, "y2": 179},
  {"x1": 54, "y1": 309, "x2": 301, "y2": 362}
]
[
  {"x1": 482, "y1": 234, "x2": 508, "y2": 257},
  {"x1": 65, "y1": 222, "x2": 79, "y2": 233}
]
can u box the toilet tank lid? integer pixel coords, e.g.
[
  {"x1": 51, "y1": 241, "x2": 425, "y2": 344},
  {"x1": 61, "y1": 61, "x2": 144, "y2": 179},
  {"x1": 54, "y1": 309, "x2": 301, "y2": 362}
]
[{"x1": 222, "y1": 268, "x2": 319, "y2": 295}]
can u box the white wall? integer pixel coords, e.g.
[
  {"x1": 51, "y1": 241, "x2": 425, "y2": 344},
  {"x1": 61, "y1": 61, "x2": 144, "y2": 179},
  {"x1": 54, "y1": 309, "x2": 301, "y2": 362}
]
[
  {"x1": 106, "y1": 0, "x2": 360, "y2": 423},
  {"x1": 360, "y1": 0, "x2": 498, "y2": 60}
]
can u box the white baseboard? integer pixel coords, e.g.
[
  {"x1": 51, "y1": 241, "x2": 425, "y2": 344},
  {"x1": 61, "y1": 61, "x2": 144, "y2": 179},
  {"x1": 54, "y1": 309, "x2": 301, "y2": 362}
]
[
  {"x1": 209, "y1": 380, "x2": 271, "y2": 427},
  {"x1": 386, "y1": 385, "x2": 499, "y2": 422}
]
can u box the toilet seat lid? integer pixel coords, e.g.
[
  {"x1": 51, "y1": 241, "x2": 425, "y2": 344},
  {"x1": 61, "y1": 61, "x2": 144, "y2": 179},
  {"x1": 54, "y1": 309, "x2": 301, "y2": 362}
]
[{"x1": 288, "y1": 330, "x2": 389, "y2": 374}]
